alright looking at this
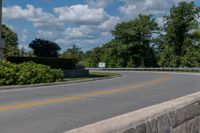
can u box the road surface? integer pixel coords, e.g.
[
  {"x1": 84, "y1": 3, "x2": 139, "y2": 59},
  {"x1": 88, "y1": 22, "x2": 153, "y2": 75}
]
[{"x1": 0, "y1": 71, "x2": 200, "y2": 133}]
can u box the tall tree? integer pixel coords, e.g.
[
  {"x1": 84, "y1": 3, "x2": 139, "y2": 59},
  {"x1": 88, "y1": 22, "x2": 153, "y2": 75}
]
[
  {"x1": 61, "y1": 45, "x2": 84, "y2": 61},
  {"x1": 29, "y1": 38, "x2": 61, "y2": 57},
  {"x1": 2, "y1": 24, "x2": 19, "y2": 57},
  {"x1": 112, "y1": 14, "x2": 159, "y2": 67},
  {"x1": 100, "y1": 40, "x2": 127, "y2": 68},
  {"x1": 86, "y1": 47, "x2": 102, "y2": 67},
  {"x1": 158, "y1": 1, "x2": 200, "y2": 67}
]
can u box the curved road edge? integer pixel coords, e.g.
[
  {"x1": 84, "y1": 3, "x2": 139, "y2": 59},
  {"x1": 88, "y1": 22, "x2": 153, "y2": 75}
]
[
  {"x1": 1, "y1": 71, "x2": 200, "y2": 91},
  {"x1": 62, "y1": 71, "x2": 200, "y2": 133},
  {"x1": 0, "y1": 73, "x2": 121, "y2": 91}
]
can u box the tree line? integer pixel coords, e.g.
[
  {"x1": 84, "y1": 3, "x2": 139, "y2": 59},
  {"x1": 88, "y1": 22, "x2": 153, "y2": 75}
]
[
  {"x1": 81, "y1": 1, "x2": 200, "y2": 67},
  {"x1": 2, "y1": 1, "x2": 200, "y2": 68}
]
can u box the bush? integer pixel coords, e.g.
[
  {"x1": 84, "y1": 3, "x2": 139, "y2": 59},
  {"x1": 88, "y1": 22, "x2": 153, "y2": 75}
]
[
  {"x1": 0, "y1": 60, "x2": 19, "y2": 85},
  {"x1": 0, "y1": 60, "x2": 64, "y2": 85},
  {"x1": 6, "y1": 57, "x2": 77, "y2": 70}
]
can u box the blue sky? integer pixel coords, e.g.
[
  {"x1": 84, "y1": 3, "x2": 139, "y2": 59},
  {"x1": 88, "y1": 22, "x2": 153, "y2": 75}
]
[{"x1": 2, "y1": 0, "x2": 200, "y2": 52}]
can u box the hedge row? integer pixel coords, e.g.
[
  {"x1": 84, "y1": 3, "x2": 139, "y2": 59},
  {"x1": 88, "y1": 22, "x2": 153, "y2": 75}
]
[
  {"x1": 0, "y1": 60, "x2": 64, "y2": 85},
  {"x1": 6, "y1": 57, "x2": 77, "y2": 70}
]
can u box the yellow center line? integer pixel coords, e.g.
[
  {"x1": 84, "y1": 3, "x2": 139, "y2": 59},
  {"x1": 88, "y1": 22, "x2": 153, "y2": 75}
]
[{"x1": 0, "y1": 75, "x2": 171, "y2": 111}]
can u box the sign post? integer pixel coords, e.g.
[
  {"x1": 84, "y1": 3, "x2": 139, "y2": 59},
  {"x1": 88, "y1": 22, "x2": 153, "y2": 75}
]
[{"x1": 0, "y1": 0, "x2": 5, "y2": 59}]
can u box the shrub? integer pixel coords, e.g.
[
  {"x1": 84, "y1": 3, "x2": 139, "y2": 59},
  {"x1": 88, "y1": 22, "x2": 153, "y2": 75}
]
[
  {"x1": 0, "y1": 60, "x2": 64, "y2": 85},
  {"x1": 0, "y1": 60, "x2": 19, "y2": 85},
  {"x1": 6, "y1": 57, "x2": 77, "y2": 70}
]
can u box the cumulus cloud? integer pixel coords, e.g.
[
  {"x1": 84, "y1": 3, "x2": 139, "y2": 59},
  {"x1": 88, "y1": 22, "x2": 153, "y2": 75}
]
[
  {"x1": 55, "y1": 33, "x2": 112, "y2": 51},
  {"x1": 63, "y1": 25, "x2": 98, "y2": 39},
  {"x1": 86, "y1": 0, "x2": 114, "y2": 8},
  {"x1": 99, "y1": 16, "x2": 121, "y2": 31},
  {"x1": 119, "y1": 0, "x2": 194, "y2": 19},
  {"x1": 54, "y1": 4, "x2": 109, "y2": 25},
  {"x1": 37, "y1": 30, "x2": 59, "y2": 40},
  {"x1": 3, "y1": 0, "x2": 195, "y2": 51},
  {"x1": 20, "y1": 29, "x2": 28, "y2": 42},
  {"x1": 119, "y1": 0, "x2": 173, "y2": 18},
  {"x1": 3, "y1": 4, "x2": 63, "y2": 30}
]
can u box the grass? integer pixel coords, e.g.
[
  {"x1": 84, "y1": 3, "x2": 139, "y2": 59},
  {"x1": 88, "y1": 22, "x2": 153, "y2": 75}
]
[{"x1": 64, "y1": 72, "x2": 120, "y2": 81}]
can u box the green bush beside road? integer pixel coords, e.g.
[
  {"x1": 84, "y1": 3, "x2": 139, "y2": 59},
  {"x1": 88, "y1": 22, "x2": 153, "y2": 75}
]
[{"x1": 0, "y1": 61, "x2": 63, "y2": 85}]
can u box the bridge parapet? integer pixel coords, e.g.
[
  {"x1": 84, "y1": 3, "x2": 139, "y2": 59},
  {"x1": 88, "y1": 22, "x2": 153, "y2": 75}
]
[{"x1": 65, "y1": 91, "x2": 200, "y2": 133}]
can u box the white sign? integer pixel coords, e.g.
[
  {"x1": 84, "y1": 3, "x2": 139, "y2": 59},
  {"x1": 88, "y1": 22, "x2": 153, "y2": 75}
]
[{"x1": 98, "y1": 62, "x2": 106, "y2": 68}]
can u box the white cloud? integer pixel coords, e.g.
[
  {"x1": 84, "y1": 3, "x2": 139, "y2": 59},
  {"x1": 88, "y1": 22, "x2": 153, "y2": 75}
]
[
  {"x1": 63, "y1": 26, "x2": 98, "y2": 39},
  {"x1": 4, "y1": 0, "x2": 195, "y2": 51},
  {"x1": 55, "y1": 33, "x2": 112, "y2": 51},
  {"x1": 86, "y1": 0, "x2": 114, "y2": 8},
  {"x1": 3, "y1": 4, "x2": 63, "y2": 30},
  {"x1": 99, "y1": 16, "x2": 121, "y2": 31},
  {"x1": 119, "y1": 0, "x2": 172, "y2": 18},
  {"x1": 18, "y1": 29, "x2": 29, "y2": 50},
  {"x1": 19, "y1": 29, "x2": 28, "y2": 42},
  {"x1": 37, "y1": 30, "x2": 58, "y2": 40},
  {"x1": 119, "y1": 0, "x2": 194, "y2": 19},
  {"x1": 54, "y1": 4, "x2": 109, "y2": 25}
]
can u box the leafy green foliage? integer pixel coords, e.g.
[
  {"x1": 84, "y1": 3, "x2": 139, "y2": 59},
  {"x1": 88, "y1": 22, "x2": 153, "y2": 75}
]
[
  {"x1": 29, "y1": 38, "x2": 61, "y2": 57},
  {"x1": 158, "y1": 1, "x2": 200, "y2": 67},
  {"x1": 0, "y1": 60, "x2": 63, "y2": 85},
  {"x1": 86, "y1": 47, "x2": 102, "y2": 67},
  {"x1": 6, "y1": 57, "x2": 77, "y2": 70},
  {"x1": 100, "y1": 41, "x2": 126, "y2": 68},
  {"x1": 61, "y1": 45, "x2": 84, "y2": 61},
  {"x1": 2, "y1": 24, "x2": 19, "y2": 57},
  {"x1": 0, "y1": 60, "x2": 18, "y2": 85},
  {"x1": 81, "y1": 1, "x2": 200, "y2": 68},
  {"x1": 82, "y1": 15, "x2": 158, "y2": 68},
  {"x1": 112, "y1": 15, "x2": 159, "y2": 67}
]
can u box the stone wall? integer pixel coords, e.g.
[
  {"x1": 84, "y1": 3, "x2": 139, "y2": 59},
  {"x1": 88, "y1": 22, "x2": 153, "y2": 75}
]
[
  {"x1": 64, "y1": 69, "x2": 89, "y2": 78},
  {"x1": 65, "y1": 91, "x2": 200, "y2": 133}
]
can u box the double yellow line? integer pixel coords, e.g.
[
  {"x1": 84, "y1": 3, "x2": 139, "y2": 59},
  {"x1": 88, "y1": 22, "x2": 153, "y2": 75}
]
[{"x1": 0, "y1": 75, "x2": 171, "y2": 111}]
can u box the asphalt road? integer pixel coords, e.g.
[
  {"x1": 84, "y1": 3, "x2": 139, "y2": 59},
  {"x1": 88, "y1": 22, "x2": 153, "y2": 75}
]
[{"x1": 0, "y1": 71, "x2": 200, "y2": 133}]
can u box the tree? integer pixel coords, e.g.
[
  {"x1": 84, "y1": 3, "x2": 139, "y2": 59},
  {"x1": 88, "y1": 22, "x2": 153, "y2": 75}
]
[
  {"x1": 61, "y1": 45, "x2": 84, "y2": 61},
  {"x1": 29, "y1": 39, "x2": 61, "y2": 57},
  {"x1": 81, "y1": 15, "x2": 158, "y2": 68},
  {"x1": 88, "y1": 47, "x2": 102, "y2": 67},
  {"x1": 112, "y1": 14, "x2": 159, "y2": 67},
  {"x1": 2, "y1": 24, "x2": 19, "y2": 57},
  {"x1": 18, "y1": 47, "x2": 34, "y2": 57},
  {"x1": 158, "y1": 1, "x2": 200, "y2": 67},
  {"x1": 100, "y1": 40, "x2": 127, "y2": 67}
]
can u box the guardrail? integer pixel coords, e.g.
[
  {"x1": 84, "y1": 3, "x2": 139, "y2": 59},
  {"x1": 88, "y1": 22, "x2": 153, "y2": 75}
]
[{"x1": 86, "y1": 67, "x2": 200, "y2": 72}]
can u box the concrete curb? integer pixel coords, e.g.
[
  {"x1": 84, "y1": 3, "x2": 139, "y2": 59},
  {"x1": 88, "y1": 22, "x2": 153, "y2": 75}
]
[
  {"x1": 64, "y1": 91, "x2": 200, "y2": 133},
  {"x1": 0, "y1": 75, "x2": 121, "y2": 91}
]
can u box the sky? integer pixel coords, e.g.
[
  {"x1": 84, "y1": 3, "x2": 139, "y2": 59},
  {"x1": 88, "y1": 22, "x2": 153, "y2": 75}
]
[{"x1": 2, "y1": 0, "x2": 200, "y2": 52}]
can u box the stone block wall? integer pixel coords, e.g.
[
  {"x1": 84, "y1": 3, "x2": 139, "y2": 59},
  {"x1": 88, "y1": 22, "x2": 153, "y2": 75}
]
[
  {"x1": 65, "y1": 91, "x2": 200, "y2": 133},
  {"x1": 64, "y1": 69, "x2": 89, "y2": 78}
]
